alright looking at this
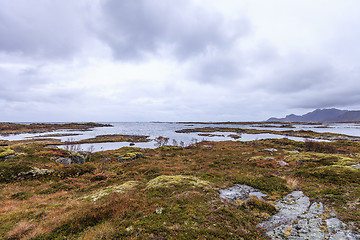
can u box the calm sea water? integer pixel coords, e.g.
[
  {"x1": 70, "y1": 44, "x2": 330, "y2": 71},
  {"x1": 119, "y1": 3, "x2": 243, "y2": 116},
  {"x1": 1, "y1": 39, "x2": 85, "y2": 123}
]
[{"x1": 1, "y1": 122, "x2": 360, "y2": 152}]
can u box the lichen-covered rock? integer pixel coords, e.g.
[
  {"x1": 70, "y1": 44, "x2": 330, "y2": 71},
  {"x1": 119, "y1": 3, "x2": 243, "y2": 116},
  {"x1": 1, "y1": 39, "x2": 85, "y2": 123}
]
[
  {"x1": 84, "y1": 181, "x2": 139, "y2": 201},
  {"x1": 258, "y1": 191, "x2": 360, "y2": 240},
  {"x1": 259, "y1": 191, "x2": 311, "y2": 232},
  {"x1": 220, "y1": 184, "x2": 268, "y2": 201},
  {"x1": 18, "y1": 167, "x2": 54, "y2": 179},
  {"x1": 55, "y1": 154, "x2": 85, "y2": 165},
  {"x1": 146, "y1": 175, "x2": 210, "y2": 190},
  {"x1": 55, "y1": 157, "x2": 72, "y2": 165}
]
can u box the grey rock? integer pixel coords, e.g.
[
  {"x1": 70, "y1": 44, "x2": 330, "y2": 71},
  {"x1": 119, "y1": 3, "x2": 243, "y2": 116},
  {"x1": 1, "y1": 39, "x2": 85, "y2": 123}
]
[
  {"x1": 350, "y1": 164, "x2": 360, "y2": 169},
  {"x1": 289, "y1": 150, "x2": 300, "y2": 154},
  {"x1": 326, "y1": 218, "x2": 346, "y2": 234},
  {"x1": 259, "y1": 191, "x2": 360, "y2": 240},
  {"x1": 4, "y1": 154, "x2": 15, "y2": 160},
  {"x1": 219, "y1": 184, "x2": 268, "y2": 201},
  {"x1": 259, "y1": 191, "x2": 310, "y2": 231},
  {"x1": 303, "y1": 202, "x2": 324, "y2": 218},
  {"x1": 329, "y1": 231, "x2": 360, "y2": 240},
  {"x1": 55, "y1": 154, "x2": 85, "y2": 165},
  {"x1": 203, "y1": 145, "x2": 213, "y2": 148},
  {"x1": 279, "y1": 160, "x2": 289, "y2": 166},
  {"x1": 18, "y1": 167, "x2": 54, "y2": 179},
  {"x1": 55, "y1": 157, "x2": 72, "y2": 165},
  {"x1": 264, "y1": 148, "x2": 278, "y2": 152},
  {"x1": 330, "y1": 213, "x2": 336, "y2": 217},
  {"x1": 71, "y1": 154, "x2": 85, "y2": 164}
]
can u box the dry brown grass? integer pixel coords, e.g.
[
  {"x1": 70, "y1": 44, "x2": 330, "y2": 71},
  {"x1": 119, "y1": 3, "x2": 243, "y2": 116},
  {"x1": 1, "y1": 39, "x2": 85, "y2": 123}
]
[
  {"x1": 6, "y1": 221, "x2": 35, "y2": 239},
  {"x1": 1, "y1": 138, "x2": 360, "y2": 238},
  {"x1": 281, "y1": 176, "x2": 300, "y2": 190}
]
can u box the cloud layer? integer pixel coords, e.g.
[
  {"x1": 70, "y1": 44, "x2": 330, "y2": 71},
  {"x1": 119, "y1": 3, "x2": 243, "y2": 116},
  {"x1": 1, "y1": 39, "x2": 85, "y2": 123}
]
[{"x1": 1, "y1": 0, "x2": 360, "y2": 121}]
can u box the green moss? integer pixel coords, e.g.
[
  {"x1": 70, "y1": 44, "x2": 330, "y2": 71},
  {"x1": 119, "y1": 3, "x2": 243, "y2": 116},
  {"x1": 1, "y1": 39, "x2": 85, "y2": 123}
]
[
  {"x1": 56, "y1": 164, "x2": 95, "y2": 179},
  {"x1": 0, "y1": 163, "x2": 31, "y2": 182},
  {"x1": 248, "y1": 156, "x2": 264, "y2": 162},
  {"x1": 234, "y1": 176, "x2": 289, "y2": 197},
  {"x1": 334, "y1": 156, "x2": 358, "y2": 166},
  {"x1": 146, "y1": 175, "x2": 210, "y2": 190},
  {"x1": 0, "y1": 147, "x2": 15, "y2": 158},
  {"x1": 121, "y1": 152, "x2": 143, "y2": 161},
  {"x1": 158, "y1": 146, "x2": 183, "y2": 151},
  {"x1": 297, "y1": 165, "x2": 360, "y2": 184},
  {"x1": 84, "y1": 181, "x2": 139, "y2": 201}
]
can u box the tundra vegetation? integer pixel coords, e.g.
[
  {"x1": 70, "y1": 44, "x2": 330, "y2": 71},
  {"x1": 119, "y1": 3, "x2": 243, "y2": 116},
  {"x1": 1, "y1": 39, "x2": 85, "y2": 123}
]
[{"x1": 0, "y1": 124, "x2": 359, "y2": 239}]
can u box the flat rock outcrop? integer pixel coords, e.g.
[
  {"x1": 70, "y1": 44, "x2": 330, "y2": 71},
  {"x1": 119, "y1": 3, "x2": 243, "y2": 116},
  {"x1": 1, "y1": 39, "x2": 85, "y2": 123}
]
[
  {"x1": 219, "y1": 184, "x2": 268, "y2": 200},
  {"x1": 258, "y1": 191, "x2": 359, "y2": 240},
  {"x1": 220, "y1": 186, "x2": 360, "y2": 240}
]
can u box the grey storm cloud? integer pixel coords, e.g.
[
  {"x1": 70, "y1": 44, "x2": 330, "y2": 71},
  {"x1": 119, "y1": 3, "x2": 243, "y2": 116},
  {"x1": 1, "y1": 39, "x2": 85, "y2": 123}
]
[
  {"x1": 190, "y1": 56, "x2": 243, "y2": 83},
  {"x1": 97, "y1": 0, "x2": 250, "y2": 61},
  {"x1": 0, "y1": 0, "x2": 88, "y2": 58},
  {"x1": 269, "y1": 65, "x2": 333, "y2": 93},
  {"x1": 0, "y1": 66, "x2": 79, "y2": 104}
]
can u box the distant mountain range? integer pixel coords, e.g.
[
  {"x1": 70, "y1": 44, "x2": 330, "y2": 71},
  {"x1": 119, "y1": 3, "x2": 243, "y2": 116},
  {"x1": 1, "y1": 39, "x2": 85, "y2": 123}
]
[{"x1": 267, "y1": 108, "x2": 360, "y2": 122}]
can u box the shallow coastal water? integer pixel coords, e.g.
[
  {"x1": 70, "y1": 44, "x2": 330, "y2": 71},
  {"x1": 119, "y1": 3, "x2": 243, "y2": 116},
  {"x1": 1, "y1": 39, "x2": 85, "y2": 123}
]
[{"x1": 1, "y1": 122, "x2": 358, "y2": 152}]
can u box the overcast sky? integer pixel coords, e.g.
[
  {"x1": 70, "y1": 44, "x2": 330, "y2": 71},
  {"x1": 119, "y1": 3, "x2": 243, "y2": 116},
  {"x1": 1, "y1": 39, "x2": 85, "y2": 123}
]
[{"x1": 1, "y1": 0, "x2": 360, "y2": 122}]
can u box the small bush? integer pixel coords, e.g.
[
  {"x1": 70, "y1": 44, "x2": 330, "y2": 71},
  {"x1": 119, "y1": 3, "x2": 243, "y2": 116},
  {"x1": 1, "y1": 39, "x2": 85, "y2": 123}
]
[
  {"x1": 10, "y1": 192, "x2": 31, "y2": 200},
  {"x1": 241, "y1": 196, "x2": 277, "y2": 215},
  {"x1": 304, "y1": 140, "x2": 337, "y2": 153},
  {"x1": 0, "y1": 164, "x2": 31, "y2": 182},
  {"x1": 56, "y1": 164, "x2": 95, "y2": 179}
]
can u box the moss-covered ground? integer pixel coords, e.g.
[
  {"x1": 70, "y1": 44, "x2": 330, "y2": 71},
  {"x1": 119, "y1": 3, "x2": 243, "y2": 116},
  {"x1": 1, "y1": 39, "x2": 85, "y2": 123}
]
[{"x1": 0, "y1": 137, "x2": 359, "y2": 239}]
